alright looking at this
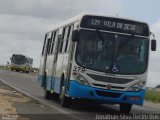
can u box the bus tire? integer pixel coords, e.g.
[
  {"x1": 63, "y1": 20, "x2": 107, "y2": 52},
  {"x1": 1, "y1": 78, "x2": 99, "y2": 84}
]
[
  {"x1": 120, "y1": 103, "x2": 132, "y2": 113},
  {"x1": 45, "y1": 90, "x2": 52, "y2": 99},
  {"x1": 60, "y1": 85, "x2": 70, "y2": 107}
]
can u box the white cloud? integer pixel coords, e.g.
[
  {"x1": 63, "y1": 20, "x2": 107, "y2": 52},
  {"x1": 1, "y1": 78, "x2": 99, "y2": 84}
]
[
  {"x1": 0, "y1": 0, "x2": 159, "y2": 87},
  {"x1": 151, "y1": 19, "x2": 160, "y2": 40},
  {"x1": 0, "y1": 34, "x2": 42, "y2": 67},
  {"x1": 0, "y1": 0, "x2": 122, "y2": 19},
  {"x1": 0, "y1": 14, "x2": 57, "y2": 67},
  {"x1": 150, "y1": 19, "x2": 160, "y2": 71},
  {"x1": 0, "y1": 0, "x2": 122, "y2": 67},
  {"x1": 147, "y1": 71, "x2": 160, "y2": 87},
  {"x1": 0, "y1": 14, "x2": 58, "y2": 40},
  {"x1": 146, "y1": 19, "x2": 160, "y2": 87}
]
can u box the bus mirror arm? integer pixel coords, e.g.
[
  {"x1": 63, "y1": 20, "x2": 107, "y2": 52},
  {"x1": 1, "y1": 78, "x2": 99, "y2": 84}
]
[
  {"x1": 151, "y1": 39, "x2": 156, "y2": 51},
  {"x1": 72, "y1": 30, "x2": 79, "y2": 42}
]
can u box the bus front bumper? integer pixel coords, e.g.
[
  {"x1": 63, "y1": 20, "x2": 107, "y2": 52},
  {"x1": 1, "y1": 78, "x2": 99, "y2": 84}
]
[
  {"x1": 11, "y1": 65, "x2": 27, "y2": 72},
  {"x1": 68, "y1": 80, "x2": 145, "y2": 105}
]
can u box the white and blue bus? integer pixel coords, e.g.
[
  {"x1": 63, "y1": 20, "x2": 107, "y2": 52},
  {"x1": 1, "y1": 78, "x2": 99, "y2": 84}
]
[{"x1": 38, "y1": 14, "x2": 156, "y2": 113}]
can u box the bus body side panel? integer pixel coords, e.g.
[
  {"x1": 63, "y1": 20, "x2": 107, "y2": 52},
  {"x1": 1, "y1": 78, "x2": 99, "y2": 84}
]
[
  {"x1": 52, "y1": 53, "x2": 69, "y2": 94},
  {"x1": 45, "y1": 55, "x2": 55, "y2": 91},
  {"x1": 53, "y1": 54, "x2": 64, "y2": 93},
  {"x1": 38, "y1": 56, "x2": 45, "y2": 86},
  {"x1": 53, "y1": 77, "x2": 61, "y2": 93}
]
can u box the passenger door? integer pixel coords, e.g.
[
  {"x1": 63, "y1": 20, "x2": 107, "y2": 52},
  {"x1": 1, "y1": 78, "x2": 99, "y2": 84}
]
[
  {"x1": 51, "y1": 30, "x2": 59, "y2": 81},
  {"x1": 39, "y1": 32, "x2": 52, "y2": 87}
]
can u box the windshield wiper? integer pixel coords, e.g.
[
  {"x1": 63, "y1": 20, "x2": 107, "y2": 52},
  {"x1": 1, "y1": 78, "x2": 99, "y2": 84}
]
[
  {"x1": 95, "y1": 30, "x2": 114, "y2": 73},
  {"x1": 109, "y1": 34, "x2": 134, "y2": 73},
  {"x1": 96, "y1": 29, "x2": 110, "y2": 47},
  {"x1": 96, "y1": 29, "x2": 105, "y2": 42},
  {"x1": 119, "y1": 34, "x2": 134, "y2": 50},
  {"x1": 114, "y1": 34, "x2": 135, "y2": 62}
]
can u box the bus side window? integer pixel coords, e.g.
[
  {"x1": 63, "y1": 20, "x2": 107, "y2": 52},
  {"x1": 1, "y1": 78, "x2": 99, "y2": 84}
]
[
  {"x1": 26, "y1": 58, "x2": 28, "y2": 63},
  {"x1": 66, "y1": 25, "x2": 74, "y2": 52},
  {"x1": 31, "y1": 59, "x2": 33, "y2": 64},
  {"x1": 42, "y1": 33, "x2": 51, "y2": 56},
  {"x1": 64, "y1": 26, "x2": 71, "y2": 52},
  {"x1": 50, "y1": 31, "x2": 56, "y2": 54},
  {"x1": 74, "y1": 22, "x2": 79, "y2": 30},
  {"x1": 52, "y1": 31, "x2": 59, "y2": 54},
  {"x1": 48, "y1": 32, "x2": 54, "y2": 55},
  {"x1": 42, "y1": 34, "x2": 47, "y2": 56},
  {"x1": 58, "y1": 35, "x2": 62, "y2": 52},
  {"x1": 59, "y1": 28, "x2": 66, "y2": 53},
  {"x1": 47, "y1": 38, "x2": 52, "y2": 55},
  {"x1": 62, "y1": 27, "x2": 69, "y2": 52}
]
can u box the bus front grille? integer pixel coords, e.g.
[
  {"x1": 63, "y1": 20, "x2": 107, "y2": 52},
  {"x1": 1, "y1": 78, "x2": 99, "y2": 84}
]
[
  {"x1": 87, "y1": 73, "x2": 133, "y2": 84},
  {"x1": 93, "y1": 83, "x2": 125, "y2": 90},
  {"x1": 96, "y1": 90, "x2": 122, "y2": 98}
]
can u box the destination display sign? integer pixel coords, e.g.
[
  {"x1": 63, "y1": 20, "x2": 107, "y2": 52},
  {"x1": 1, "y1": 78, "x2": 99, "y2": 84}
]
[{"x1": 80, "y1": 15, "x2": 149, "y2": 36}]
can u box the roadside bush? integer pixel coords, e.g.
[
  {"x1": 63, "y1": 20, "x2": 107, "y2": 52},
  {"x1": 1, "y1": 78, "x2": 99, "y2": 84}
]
[{"x1": 145, "y1": 89, "x2": 160, "y2": 103}]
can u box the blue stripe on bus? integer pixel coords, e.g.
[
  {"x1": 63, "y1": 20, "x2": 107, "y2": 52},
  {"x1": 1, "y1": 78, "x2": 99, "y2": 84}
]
[
  {"x1": 38, "y1": 75, "x2": 61, "y2": 93},
  {"x1": 54, "y1": 77, "x2": 61, "y2": 93},
  {"x1": 69, "y1": 80, "x2": 145, "y2": 105},
  {"x1": 38, "y1": 75, "x2": 145, "y2": 105}
]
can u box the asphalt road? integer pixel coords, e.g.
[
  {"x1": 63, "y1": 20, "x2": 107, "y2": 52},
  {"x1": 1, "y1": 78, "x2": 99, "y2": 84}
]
[{"x1": 0, "y1": 69, "x2": 160, "y2": 120}]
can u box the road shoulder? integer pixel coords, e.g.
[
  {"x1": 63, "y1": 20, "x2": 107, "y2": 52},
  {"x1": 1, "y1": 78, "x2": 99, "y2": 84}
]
[{"x1": 0, "y1": 80, "x2": 77, "y2": 120}]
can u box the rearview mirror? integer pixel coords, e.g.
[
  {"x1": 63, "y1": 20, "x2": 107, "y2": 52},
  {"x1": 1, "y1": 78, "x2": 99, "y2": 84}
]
[
  {"x1": 72, "y1": 30, "x2": 79, "y2": 42},
  {"x1": 151, "y1": 39, "x2": 156, "y2": 51}
]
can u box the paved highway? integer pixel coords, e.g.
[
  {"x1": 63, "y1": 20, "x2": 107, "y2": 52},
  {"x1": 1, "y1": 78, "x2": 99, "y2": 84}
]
[{"x1": 0, "y1": 70, "x2": 160, "y2": 120}]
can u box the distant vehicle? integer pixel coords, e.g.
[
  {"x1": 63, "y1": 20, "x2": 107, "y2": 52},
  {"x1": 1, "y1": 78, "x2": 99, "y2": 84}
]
[
  {"x1": 10, "y1": 54, "x2": 33, "y2": 73},
  {"x1": 38, "y1": 14, "x2": 156, "y2": 113}
]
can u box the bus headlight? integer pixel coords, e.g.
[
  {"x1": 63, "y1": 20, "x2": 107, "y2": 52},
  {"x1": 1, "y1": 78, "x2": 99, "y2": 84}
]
[
  {"x1": 128, "y1": 81, "x2": 145, "y2": 92},
  {"x1": 73, "y1": 72, "x2": 90, "y2": 86}
]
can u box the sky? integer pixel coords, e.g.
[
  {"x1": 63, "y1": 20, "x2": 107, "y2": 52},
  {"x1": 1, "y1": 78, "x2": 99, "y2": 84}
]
[{"x1": 0, "y1": 0, "x2": 160, "y2": 87}]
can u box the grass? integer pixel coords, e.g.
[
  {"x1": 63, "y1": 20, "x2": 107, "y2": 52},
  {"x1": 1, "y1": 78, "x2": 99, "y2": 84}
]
[
  {"x1": 145, "y1": 89, "x2": 160, "y2": 103},
  {"x1": 0, "y1": 66, "x2": 38, "y2": 75},
  {"x1": 0, "y1": 66, "x2": 10, "y2": 70}
]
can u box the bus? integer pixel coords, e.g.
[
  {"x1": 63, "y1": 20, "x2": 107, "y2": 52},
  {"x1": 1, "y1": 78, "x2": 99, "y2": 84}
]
[
  {"x1": 10, "y1": 54, "x2": 33, "y2": 73},
  {"x1": 38, "y1": 14, "x2": 156, "y2": 113}
]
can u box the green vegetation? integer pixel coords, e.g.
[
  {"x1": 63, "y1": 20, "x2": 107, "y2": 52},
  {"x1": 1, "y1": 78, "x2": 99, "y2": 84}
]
[
  {"x1": 145, "y1": 89, "x2": 160, "y2": 103},
  {"x1": 0, "y1": 65, "x2": 10, "y2": 70},
  {"x1": 0, "y1": 65, "x2": 39, "y2": 74}
]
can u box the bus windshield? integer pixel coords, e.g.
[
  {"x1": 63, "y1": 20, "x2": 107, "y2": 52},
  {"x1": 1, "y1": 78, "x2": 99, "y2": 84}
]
[
  {"x1": 12, "y1": 55, "x2": 26, "y2": 65},
  {"x1": 75, "y1": 30, "x2": 149, "y2": 74}
]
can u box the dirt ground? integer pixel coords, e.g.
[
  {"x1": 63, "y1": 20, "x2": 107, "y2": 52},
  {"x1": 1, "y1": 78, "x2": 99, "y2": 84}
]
[
  {"x1": 0, "y1": 80, "x2": 75, "y2": 120},
  {"x1": 0, "y1": 82, "x2": 31, "y2": 120}
]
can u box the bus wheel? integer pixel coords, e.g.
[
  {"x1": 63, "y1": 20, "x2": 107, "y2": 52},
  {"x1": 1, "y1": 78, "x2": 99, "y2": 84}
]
[
  {"x1": 60, "y1": 86, "x2": 70, "y2": 107},
  {"x1": 45, "y1": 90, "x2": 52, "y2": 99},
  {"x1": 120, "y1": 103, "x2": 132, "y2": 113}
]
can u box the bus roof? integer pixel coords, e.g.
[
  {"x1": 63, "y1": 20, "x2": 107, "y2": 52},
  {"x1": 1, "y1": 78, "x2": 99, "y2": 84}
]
[
  {"x1": 12, "y1": 54, "x2": 33, "y2": 60},
  {"x1": 47, "y1": 14, "x2": 82, "y2": 33},
  {"x1": 47, "y1": 13, "x2": 149, "y2": 34}
]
